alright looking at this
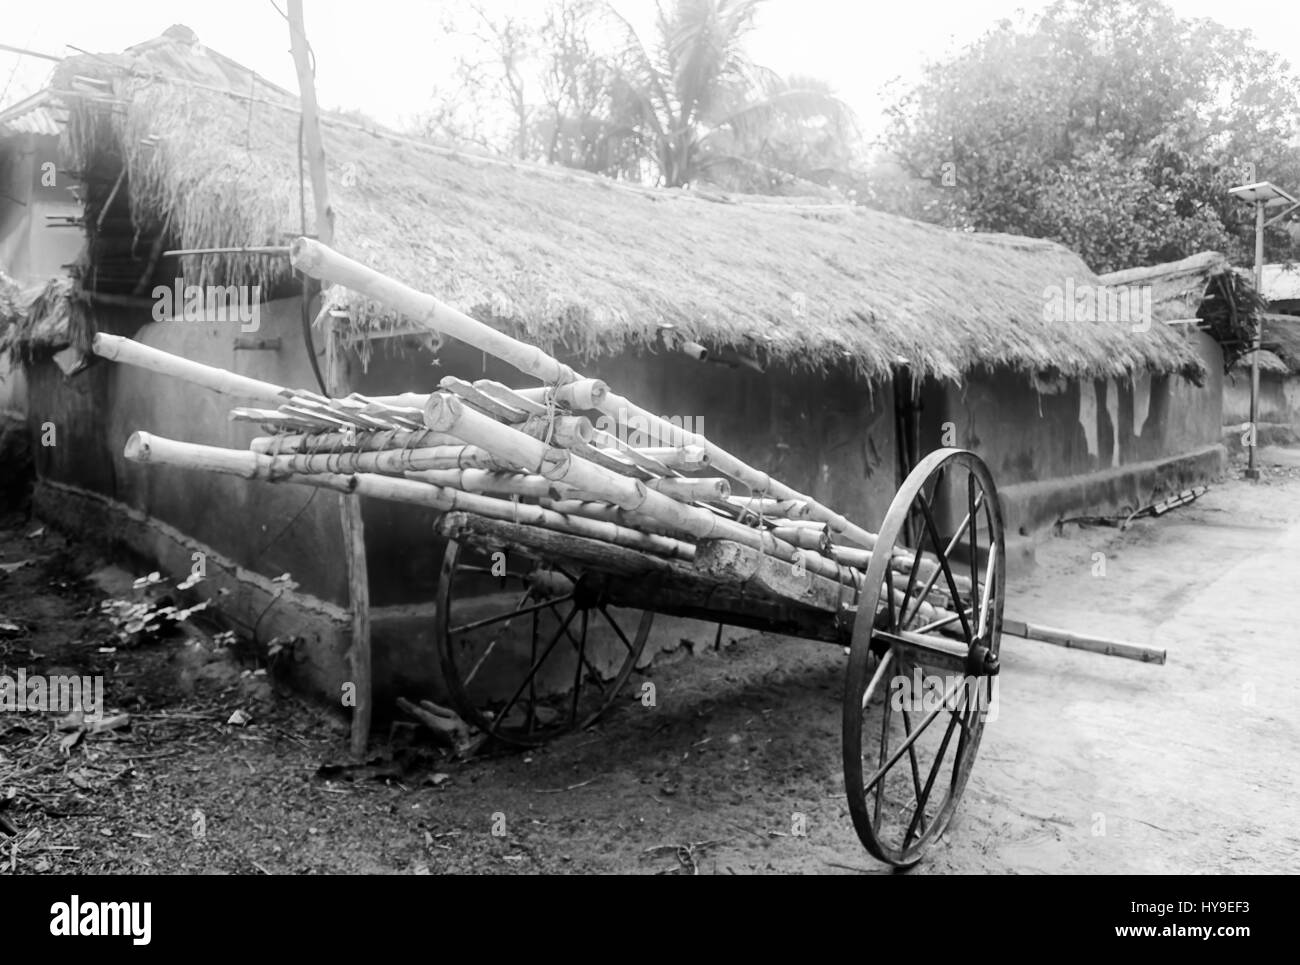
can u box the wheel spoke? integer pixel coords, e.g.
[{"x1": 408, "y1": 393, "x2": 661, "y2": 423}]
[
  {"x1": 526, "y1": 605, "x2": 539, "y2": 735},
  {"x1": 978, "y1": 541, "x2": 999, "y2": 638},
  {"x1": 450, "y1": 593, "x2": 573, "y2": 636},
  {"x1": 902, "y1": 686, "x2": 967, "y2": 849},
  {"x1": 917, "y1": 496, "x2": 974, "y2": 645},
  {"x1": 901, "y1": 493, "x2": 983, "y2": 627},
  {"x1": 564, "y1": 615, "x2": 609, "y2": 699},
  {"x1": 460, "y1": 588, "x2": 534, "y2": 687},
  {"x1": 598, "y1": 605, "x2": 637, "y2": 654},
  {"x1": 488, "y1": 603, "x2": 578, "y2": 738},
  {"x1": 860, "y1": 645, "x2": 896, "y2": 712},
  {"x1": 899, "y1": 707, "x2": 929, "y2": 836},
  {"x1": 912, "y1": 606, "x2": 973, "y2": 636},
  {"x1": 968, "y1": 473, "x2": 980, "y2": 622},
  {"x1": 570, "y1": 609, "x2": 589, "y2": 724},
  {"x1": 862, "y1": 673, "x2": 966, "y2": 794},
  {"x1": 875, "y1": 682, "x2": 891, "y2": 826}
]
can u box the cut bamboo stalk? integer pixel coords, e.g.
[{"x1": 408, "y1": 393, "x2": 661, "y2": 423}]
[
  {"x1": 124, "y1": 432, "x2": 695, "y2": 563},
  {"x1": 405, "y1": 468, "x2": 570, "y2": 500},
  {"x1": 269, "y1": 444, "x2": 526, "y2": 475},
  {"x1": 725, "y1": 496, "x2": 814, "y2": 520},
  {"x1": 512, "y1": 379, "x2": 608, "y2": 410},
  {"x1": 594, "y1": 444, "x2": 708, "y2": 470},
  {"x1": 354, "y1": 391, "x2": 430, "y2": 409},
  {"x1": 422, "y1": 392, "x2": 852, "y2": 585},
  {"x1": 291, "y1": 238, "x2": 578, "y2": 385},
  {"x1": 288, "y1": 238, "x2": 878, "y2": 547},
  {"x1": 647, "y1": 477, "x2": 731, "y2": 501},
  {"x1": 539, "y1": 497, "x2": 673, "y2": 535},
  {"x1": 439, "y1": 376, "x2": 529, "y2": 423},
  {"x1": 518, "y1": 415, "x2": 594, "y2": 448},
  {"x1": 473, "y1": 380, "x2": 547, "y2": 416},
  {"x1": 93, "y1": 333, "x2": 292, "y2": 406},
  {"x1": 772, "y1": 525, "x2": 830, "y2": 553},
  {"x1": 250, "y1": 428, "x2": 457, "y2": 455},
  {"x1": 231, "y1": 409, "x2": 328, "y2": 430}
]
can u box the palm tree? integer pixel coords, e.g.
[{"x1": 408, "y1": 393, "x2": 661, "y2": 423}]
[{"x1": 603, "y1": 0, "x2": 855, "y2": 188}]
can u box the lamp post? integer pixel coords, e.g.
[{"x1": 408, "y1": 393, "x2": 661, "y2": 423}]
[{"x1": 1228, "y1": 181, "x2": 1299, "y2": 480}]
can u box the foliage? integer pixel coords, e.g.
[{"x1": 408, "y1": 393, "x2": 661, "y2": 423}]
[
  {"x1": 877, "y1": 0, "x2": 1300, "y2": 270},
  {"x1": 415, "y1": 0, "x2": 857, "y2": 191}
]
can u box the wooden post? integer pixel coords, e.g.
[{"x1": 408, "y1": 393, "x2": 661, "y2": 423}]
[{"x1": 288, "y1": 0, "x2": 371, "y2": 756}]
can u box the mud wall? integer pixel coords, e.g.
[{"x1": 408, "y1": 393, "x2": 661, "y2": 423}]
[
  {"x1": 1223, "y1": 369, "x2": 1300, "y2": 428},
  {"x1": 919, "y1": 331, "x2": 1226, "y2": 534},
  {"x1": 27, "y1": 298, "x2": 348, "y2": 606}
]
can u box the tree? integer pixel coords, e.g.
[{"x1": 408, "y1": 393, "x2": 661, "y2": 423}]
[
  {"x1": 878, "y1": 0, "x2": 1300, "y2": 270},
  {"x1": 604, "y1": 0, "x2": 855, "y2": 188}
]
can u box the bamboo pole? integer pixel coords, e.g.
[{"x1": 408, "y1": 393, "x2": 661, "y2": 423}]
[
  {"x1": 250, "y1": 428, "x2": 457, "y2": 455},
  {"x1": 511, "y1": 379, "x2": 608, "y2": 410},
  {"x1": 646, "y1": 477, "x2": 731, "y2": 501},
  {"x1": 725, "y1": 496, "x2": 814, "y2": 520},
  {"x1": 291, "y1": 237, "x2": 578, "y2": 385},
  {"x1": 405, "y1": 468, "x2": 569, "y2": 500},
  {"x1": 93, "y1": 333, "x2": 292, "y2": 406},
  {"x1": 287, "y1": 238, "x2": 878, "y2": 547},
  {"x1": 594, "y1": 444, "x2": 708, "y2": 470}
]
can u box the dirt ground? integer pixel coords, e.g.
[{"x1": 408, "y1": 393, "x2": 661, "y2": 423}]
[{"x1": 2, "y1": 450, "x2": 1298, "y2": 875}]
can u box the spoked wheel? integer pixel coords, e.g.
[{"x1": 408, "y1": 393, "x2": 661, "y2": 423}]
[
  {"x1": 434, "y1": 538, "x2": 652, "y2": 747},
  {"x1": 843, "y1": 448, "x2": 1005, "y2": 868}
]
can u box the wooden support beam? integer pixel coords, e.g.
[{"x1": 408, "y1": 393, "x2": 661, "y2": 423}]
[{"x1": 288, "y1": 0, "x2": 370, "y2": 756}]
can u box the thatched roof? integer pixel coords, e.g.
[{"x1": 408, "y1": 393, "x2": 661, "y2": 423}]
[
  {"x1": 1238, "y1": 348, "x2": 1290, "y2": 375},
  {"x1": 43, "y1": 28, "x2": 1209, "y2": 382},
  {"x1": 1260, "y1": 313, "x2": 1300, "y2": 373},
  {"x1": 1099, "y1": 252, "x2": 1263, "y2": 373}
]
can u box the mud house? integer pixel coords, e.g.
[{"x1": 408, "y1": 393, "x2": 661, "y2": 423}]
[
  {"x1": 1224, "y1": 264, "x2": 1300, "y2": 445},
  {"x1": 0, "y1": 28, "x2": 1242, "y2": 713},
  {"x1": 917, "y1": 251, "x2": 1257, "y2": 538}
]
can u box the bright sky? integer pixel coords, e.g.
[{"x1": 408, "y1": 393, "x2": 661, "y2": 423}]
[{"x1": 2, "y1": 0, "x2": 1297, "y2": 140}]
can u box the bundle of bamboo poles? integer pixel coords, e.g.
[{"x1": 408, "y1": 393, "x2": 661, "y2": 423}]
[{"x1": 94, "y1": 235, "x2": 979, "y2": 633}]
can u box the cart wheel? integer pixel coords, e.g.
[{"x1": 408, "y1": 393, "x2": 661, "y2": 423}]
[
  {"x1": 434, "y1": 538, "x2": 653, "y2": 747},
  {"x1": 843, "y1": 448, "x2": 1005, "y2": 867}
]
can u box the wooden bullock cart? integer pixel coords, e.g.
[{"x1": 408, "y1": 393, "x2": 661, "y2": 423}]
[{"x1": 99, "y1": 239, "x2": 1163, "y2": 867}]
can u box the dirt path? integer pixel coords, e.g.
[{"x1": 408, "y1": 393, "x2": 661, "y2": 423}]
[{"x1": 1, "y1": 453, "x2": 1297, "y2": 874}]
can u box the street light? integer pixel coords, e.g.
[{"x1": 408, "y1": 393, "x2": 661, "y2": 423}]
[{"x1": 1228, "y1": 181, "x2": 1300, "y2": 480}]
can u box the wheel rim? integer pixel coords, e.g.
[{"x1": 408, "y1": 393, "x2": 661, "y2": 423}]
[
  {"x1": 434, "y1": 538, "x2": 652, "y2": 747},
  {"x1": 843, "y1": 448, "x2": 1004, "y2": 867}
]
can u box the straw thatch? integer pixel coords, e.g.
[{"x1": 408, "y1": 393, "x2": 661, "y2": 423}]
[
  {"x1": 47, "y1": 28, "x2": 1209, "y2": 382},
  {"x1": 0, "y1": 277, "x2": 91, "y2": 362},
  {"x1": 1099, "y1": 252, "x2": 1263, "y2": 373}
]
